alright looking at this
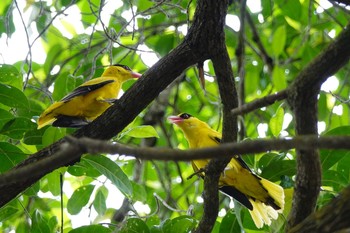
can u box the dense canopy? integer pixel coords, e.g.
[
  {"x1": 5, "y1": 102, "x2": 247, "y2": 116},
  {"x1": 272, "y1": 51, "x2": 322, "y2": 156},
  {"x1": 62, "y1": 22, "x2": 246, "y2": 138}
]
[{"x1": 0, "y1": 0, "x2": 350, "y2": 232}]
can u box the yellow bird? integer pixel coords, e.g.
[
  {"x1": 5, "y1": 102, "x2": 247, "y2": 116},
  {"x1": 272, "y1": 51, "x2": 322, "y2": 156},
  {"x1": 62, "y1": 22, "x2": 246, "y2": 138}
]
[
  {"x1": 38, "y1": 64, "x2": 141, "y2": 129},
  {"x1": 168, "y1": 113, "x2": 285, "y2": 228}
]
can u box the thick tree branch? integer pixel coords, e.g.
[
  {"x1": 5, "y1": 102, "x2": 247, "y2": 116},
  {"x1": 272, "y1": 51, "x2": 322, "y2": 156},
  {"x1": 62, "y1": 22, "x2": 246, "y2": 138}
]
[
  {"x1": 287, "y1": 184, "x2": 350, "y2": 233},
  {"x1": 2, "y1": 135, "x2": 350, "y2": 188},
  {"x1": 0, "y1": 0, "x2": 230, "y2": 211},
  {"x1": 286, "y1": 23, "x2": 350, "y2": 229}
]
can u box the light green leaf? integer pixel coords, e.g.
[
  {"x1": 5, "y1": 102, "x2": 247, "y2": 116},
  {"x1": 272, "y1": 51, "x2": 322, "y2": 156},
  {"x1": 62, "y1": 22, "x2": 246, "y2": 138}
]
[
  {"x1": 272, "y1": 26, "x2": 286, "y2": 56},
  {"x1": 269, "y1": 106, "x2": 284, "y2": 137},
  {"x1": 0, "y1": 83, "x2": 28, "y2": 109},
  {"x1": 67, "y1": 185, "x2": 95, "y2": 215},
  {"x1": 82, "y1": 155, "x2": 132, "y2": 197},
  {"x1": 121, "y1": 125, "x2": 159, "y2": 139},
  {"x1": 272, "y1": 66, "x2": 287, "y2": 91}
]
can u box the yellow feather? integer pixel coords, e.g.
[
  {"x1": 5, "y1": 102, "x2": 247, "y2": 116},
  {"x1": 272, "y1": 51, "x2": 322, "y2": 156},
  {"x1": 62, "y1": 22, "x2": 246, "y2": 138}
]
[
  {"x1": 37, "y1": 65, "x2": 141, "y2": 129},
  {"x1": 169, "y1": 113, "x2": 285, "y2": 228}
]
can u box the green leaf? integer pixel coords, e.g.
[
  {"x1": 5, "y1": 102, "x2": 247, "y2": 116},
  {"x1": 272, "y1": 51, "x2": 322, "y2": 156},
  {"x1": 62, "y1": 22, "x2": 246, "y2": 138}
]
[
  {"x1": 0, "y1": 117, "x2": 36, "y2": 139},
  {"x1": 52, "y1": 72, "x2": 84, "y2": 101},
  {"x1": 120, "y1": 125, "x2": 159, "y2": 139},
  {"x1": 23, "y1": 128, "x2": 45, "y2": 145},
  {"x1": 0, "y1": 64, "x2": 22, "y2": 89},
  {"x1": 320, "y1": 126, "x2": 350, "y2": 171},
  {"x1": 67, "y1": 185, "x2": 95, "y2": 215},
  {"x1": 131, "y1": 181, "x2": 147, "y2": 202},
  {"x1": 31, "y1": 210, "x2": 51, "y2": 233},
  {"x1": 0, "y1": 108, "x2": 13, "y2": 129},
  {"x1": 272, "y1": 66, "x2": 287, "y2": 91},
  {"x1": 82, "y1": 155, "x2": 132, "y2": 197},
  {"x1": 272, "y1": 26, "x2": 286, "y2": 56},
  {"x1": 323, "y1": 170, "x2": 348, "y2": 190},
  {"x1": 269, "y1": 105, "x2": 284, "y2": 137},
  {"x1": 120, "y1": 218, "x2": 150, "y2": 233},
  {"x1": 42, "y1": 127, "x2": 66, "y2": 146},
  {"x1": 68, "y1": 225, "x2": 112, "y2": 233},
  {"x1": 45, "y1": 170, "x2": 62, "y2": 196},
  {"x1": 93, "y1": 189, "x2": 107, "y2": 215},
  {"x1": 260, "y1": 160, "x2": 296, "y2": 182},
  {"x1": 219, "y1": 210, "x2": 241, "y2": 233},
  {"x1": 0, "y1": 205, "x2": 18, "y2": 222},
  {"x1": 161, "y1": 216, "x2": 197, "y2": 233},
  {"x1": 0, "y1": 142, "x2": 27, "y2": 172},
  {"x1": 0, "y1": 83, "x2": 28, "y2": 109}
]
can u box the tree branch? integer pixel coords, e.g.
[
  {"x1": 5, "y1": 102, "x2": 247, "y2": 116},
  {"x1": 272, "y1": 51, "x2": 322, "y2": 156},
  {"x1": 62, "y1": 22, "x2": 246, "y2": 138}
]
[
  {"x1": 2, "y1": 135, "x2": 350, "y2": 187},
  {"x1": 231, "y1": 89, "x2": 288, "y2": 116},
  {"x1": 286, "y1": 23, "x2": 350, "y2": 229}
]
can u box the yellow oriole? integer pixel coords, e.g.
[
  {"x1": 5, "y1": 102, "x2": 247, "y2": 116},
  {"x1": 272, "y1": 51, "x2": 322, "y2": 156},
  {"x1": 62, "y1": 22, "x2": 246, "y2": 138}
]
[
  {"x1": 168, "y1": 113, "x2": 284, "y2": 228},
  {"x1": 38, "y1": 64, "x2": 141, "y2": 129}
]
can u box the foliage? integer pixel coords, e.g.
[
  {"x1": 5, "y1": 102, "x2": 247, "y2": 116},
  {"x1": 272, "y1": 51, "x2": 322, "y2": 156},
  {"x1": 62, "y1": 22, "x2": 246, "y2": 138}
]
[{"x1": 0, "y1": 0, "x2": 350, "y2": 232}]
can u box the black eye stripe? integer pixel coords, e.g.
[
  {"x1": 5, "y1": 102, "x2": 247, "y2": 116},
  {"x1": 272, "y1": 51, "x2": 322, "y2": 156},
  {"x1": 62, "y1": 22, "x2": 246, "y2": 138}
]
[
  {"x1": 180, "y1": 113, "x2": 192, "y2": 119},
  {"x1": 112, "y1": 64, "x2": 131, "y2": 71}
]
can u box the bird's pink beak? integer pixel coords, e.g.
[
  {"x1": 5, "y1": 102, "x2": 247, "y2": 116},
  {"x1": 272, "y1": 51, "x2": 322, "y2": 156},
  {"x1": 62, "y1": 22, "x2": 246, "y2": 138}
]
[
  {"x1": 131, "y1": 71, "x2": 142, "y2": 78},
  {"x1": 168, "y1": 116, "x2": 183, "y2": 125}
]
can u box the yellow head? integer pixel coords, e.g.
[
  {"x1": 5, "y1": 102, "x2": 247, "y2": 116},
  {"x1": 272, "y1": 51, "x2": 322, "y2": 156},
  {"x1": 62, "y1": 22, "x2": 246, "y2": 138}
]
[
  {"x1": 102, "y1": 64, "x2": 142, "y2": 82},
  {"x1": 168, "y1": 113, "x2": 211, "y2": 134}
]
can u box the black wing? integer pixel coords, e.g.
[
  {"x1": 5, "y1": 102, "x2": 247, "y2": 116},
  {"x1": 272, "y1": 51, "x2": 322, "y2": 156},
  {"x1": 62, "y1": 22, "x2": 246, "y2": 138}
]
[
  {"x1": 220, "y1": 186, "x2": 253, "y2": 210},
  {"x1": 61, "y1": 80, "x2": 115, "y2": 102},
  {"x1": 52, "y1": 115, "x2": 89, "y2": 128}
]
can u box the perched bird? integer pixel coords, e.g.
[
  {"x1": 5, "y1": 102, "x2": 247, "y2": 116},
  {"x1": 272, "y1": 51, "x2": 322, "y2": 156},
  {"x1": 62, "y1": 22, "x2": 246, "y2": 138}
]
[
  {"x1": 168, "y1": 113, "x2": 285, "y2": 228},
  {"x1": 38, "y1": 64, "x2": 141, "y2": 129}
]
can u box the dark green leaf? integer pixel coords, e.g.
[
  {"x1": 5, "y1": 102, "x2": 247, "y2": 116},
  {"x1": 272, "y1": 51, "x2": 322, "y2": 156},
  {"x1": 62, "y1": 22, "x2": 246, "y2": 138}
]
[
  {"x1": 0, "y1": 142, "x2": 27, "y2": 172},
  {"x1": 0, "y1": 205, "x2": 18, "y2": 222},
  {"x1": 82, "y1": 155, "x2": 132, "y2": 198},
  {"x1": 31, "y1": 210, "x2": 51, "y2": 233},
  {"x1": 0, "y1": 64, "x2": 22, "y2": 89},
  {"x1": 320, "y1": 126, "x2": 350, "y2": 170},
  {"x1": 161, "y1": 216, "x2": 197, "y2": 233},
  {"x1": 0, "y1": 108, "x2": 13, "y2": 129},
  {"x1": 0, "y1": 117, "x2": 36, "y2": 139},
  {"x1": 131, "y1": 181, "x2": 147, "y2": 202},
  {"x1": 68, "y1": 225, "x2": 112, "y2": 233},
  {"x1": 0, "y1": 83, "x2": 28, "y2": 109},
  {"x1": 67, "y1": 184, "x2": 95, "y2": 215},
  {"x1": 42, "y1": 127, "x2": 66, "y2": 146},
  {"x1": 23, "y1": 128, "x2": 45, "y2": 145},
  {"x1": 260, "y1": 160, "x2": 296, "y2": 182},
  {"x1": 93, "y1": 189, "x2": 107, "y2": 215},
  {"x1": 219, "y1": 210, "x2": 241, "y2": 233},
  {"x1": 120, "y1": 218, "x2": 150, "y2": 233}
]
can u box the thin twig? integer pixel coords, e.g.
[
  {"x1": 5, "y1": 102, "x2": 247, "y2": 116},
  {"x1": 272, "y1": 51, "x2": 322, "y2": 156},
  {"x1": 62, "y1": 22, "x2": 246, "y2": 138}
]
[{"x1": 231, "y1": 89, "x2": 288, "y2": 116}]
